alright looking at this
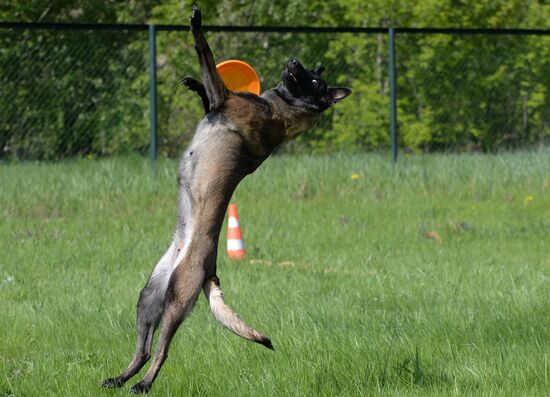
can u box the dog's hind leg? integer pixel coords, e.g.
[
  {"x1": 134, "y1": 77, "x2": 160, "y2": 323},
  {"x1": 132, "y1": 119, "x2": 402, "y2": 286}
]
[
  {"x1": 203, "y1": 276, "x2": 273, "y2": 349},
  {"x1": 101, "y1": 242, "x2": 179, "y2": 388},
  {"x1": 128, "y1": 247, "x2": 209, "y2": 394}
]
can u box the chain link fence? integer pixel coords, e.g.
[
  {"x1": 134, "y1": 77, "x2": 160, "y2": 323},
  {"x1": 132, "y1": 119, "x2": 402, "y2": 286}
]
[
  {"x1": 1, "y1": 25, "x2": 149, "y2": 160},
  {"x1": 1, "y1": 23, "x2": 549, "y2": 160},
  {"x1": 395, "y1": 31, "x2": 550, "y2": 152}
]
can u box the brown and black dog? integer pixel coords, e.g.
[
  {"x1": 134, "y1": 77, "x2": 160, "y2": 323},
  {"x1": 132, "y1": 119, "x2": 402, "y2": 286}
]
[{"x1": 101, "y1": 6, "x2": 351, "y2": 394}]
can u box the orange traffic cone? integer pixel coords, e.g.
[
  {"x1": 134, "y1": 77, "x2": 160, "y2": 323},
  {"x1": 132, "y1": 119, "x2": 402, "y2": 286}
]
[{"x1": 227, "y1": 203, "x2": 245, "y2": 260}]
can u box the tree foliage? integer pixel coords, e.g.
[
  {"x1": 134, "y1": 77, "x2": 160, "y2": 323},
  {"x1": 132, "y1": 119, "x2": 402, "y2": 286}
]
[{"x1": 1, "y1": 0, "x2": 549, "y2": 159}]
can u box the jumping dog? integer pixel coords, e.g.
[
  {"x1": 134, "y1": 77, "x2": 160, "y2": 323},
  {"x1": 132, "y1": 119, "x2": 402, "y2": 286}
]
[{"x1": 101, "y1": 6, "x2": 351, "y2": 394}]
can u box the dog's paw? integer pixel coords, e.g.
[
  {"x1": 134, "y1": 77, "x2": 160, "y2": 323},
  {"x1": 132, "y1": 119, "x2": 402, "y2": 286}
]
[
  {"x1": 189, "y1": 6, "x2": 202, "y2": 31},
  {"x1": 180, "y1": 77, "x2": 202, "y2": 92},
  {"x1": 100, "y1": 377, "x2": 124, "y2": 388},
  {"x1": 129, "y1": 381, "x2": 151, "y2": 394}
]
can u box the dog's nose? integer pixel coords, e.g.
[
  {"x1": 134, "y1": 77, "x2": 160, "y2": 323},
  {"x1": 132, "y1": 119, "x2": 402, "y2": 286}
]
[{"x1": 288, "y1": 59, "x2": 298, "y2": 68}]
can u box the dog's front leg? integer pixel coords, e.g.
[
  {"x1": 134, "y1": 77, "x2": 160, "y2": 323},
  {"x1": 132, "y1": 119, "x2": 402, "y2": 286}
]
[
  {"x1": 189, "y1": 6, "x2": 228, "y2": 111},
  {"x1": 180, "y1": 77, "x2": 210, "y2": 114}
]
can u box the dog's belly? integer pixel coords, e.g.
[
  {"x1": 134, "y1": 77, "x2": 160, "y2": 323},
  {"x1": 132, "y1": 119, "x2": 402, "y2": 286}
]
[{"x1": 150, "y1": 116, "x2": 250, "y2": 285}]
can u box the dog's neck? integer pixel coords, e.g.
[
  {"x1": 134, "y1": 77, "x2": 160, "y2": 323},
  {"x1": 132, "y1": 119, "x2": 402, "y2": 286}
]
[{"x1": 263, "y1": 89, "x2": 322, "y2": 141}]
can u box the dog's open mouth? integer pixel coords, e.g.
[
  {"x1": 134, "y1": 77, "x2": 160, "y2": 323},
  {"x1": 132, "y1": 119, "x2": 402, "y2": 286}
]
[
  {"x1": 287, "y1": 69, "x2": 298, "y2": 83},
  {"x1": 289, "y1": 72, "x2": 298, "y2": 83},
  {"x1": 281, "y1": 67, "x2": 303, "y2": 96}
]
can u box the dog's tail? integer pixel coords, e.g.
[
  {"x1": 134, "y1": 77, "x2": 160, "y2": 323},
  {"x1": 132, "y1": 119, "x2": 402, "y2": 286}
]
[{"x1": 203, "y1": 276, "x2": 274, "y2": 350}]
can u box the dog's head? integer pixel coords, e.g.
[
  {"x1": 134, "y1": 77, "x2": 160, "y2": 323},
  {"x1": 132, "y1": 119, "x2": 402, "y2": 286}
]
[{"x1": 278, "y1": 59, "x2": 351, "y2": 112}]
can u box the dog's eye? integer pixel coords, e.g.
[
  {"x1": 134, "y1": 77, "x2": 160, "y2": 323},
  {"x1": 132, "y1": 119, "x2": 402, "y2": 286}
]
[{"x1": 312, "y1": 79, "x2": 319, "y2": 86}]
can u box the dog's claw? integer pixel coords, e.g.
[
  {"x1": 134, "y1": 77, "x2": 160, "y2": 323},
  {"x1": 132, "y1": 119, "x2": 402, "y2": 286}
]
[
  {"x1": 189, "y1": 6, "x2": 202, "y2": 31},
  {"x1": 129, "y1": 381, "x2": 151, "y2": 394},
  {"x1": 180, "y1": 77, "x2": 202, "y2": 92},
  {"x1": 101, "y1": 377, "x2": 124, "y2": 388}
]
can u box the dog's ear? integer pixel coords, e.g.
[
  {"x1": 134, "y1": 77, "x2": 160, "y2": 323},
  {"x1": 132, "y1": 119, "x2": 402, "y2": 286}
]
[
  {"x1": 327, "y1": 87, "x2": 352, "y2": 104},
  {"x1": 313, "y1": 66, "x2": 325, "y2": 75}
]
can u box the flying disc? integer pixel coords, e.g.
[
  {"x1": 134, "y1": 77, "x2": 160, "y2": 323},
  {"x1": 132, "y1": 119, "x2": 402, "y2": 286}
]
[{"x1": 216, "y1": 60, "x2": 260, "y2": 95}]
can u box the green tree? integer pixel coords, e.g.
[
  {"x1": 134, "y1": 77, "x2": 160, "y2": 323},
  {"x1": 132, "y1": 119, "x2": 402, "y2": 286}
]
[{"x1": 1, "y1": 0, "x2": 549, "y2": 158}]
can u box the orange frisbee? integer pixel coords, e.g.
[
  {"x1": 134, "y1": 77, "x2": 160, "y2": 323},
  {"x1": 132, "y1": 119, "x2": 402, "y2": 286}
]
[{"x1": 216, "y1": 60, "x2": 260, "y2": 95}]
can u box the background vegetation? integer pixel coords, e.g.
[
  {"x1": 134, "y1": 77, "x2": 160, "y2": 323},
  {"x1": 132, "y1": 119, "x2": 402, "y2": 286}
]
[{"x1": 1, "y1": 0, "x2": 549, "y2": 159}]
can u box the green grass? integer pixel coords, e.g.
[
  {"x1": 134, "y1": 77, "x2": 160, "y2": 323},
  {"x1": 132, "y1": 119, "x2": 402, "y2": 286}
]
[{"x1": 1, "y1": 152, "x2": 549, "y2": 396}]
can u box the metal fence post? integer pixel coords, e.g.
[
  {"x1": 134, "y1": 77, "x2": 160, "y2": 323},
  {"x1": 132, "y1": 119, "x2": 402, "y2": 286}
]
[
  {"x1": 388, "y1": 27, "x2": 398, "y2": 163},
  {"x1": 149, "y1": 24, "x2": 158, "y2": 167}
]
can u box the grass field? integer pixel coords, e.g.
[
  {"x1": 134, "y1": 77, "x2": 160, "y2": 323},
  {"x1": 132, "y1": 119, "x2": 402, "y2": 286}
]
[{"x1": 1, "y1": 153, "x2": 549, "y2": 396}]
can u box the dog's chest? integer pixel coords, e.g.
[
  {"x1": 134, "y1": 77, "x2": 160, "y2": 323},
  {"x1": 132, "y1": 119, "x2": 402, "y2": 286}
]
[{"x1": 224, "y1": 94, "x2": 285, "y2": 158}]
